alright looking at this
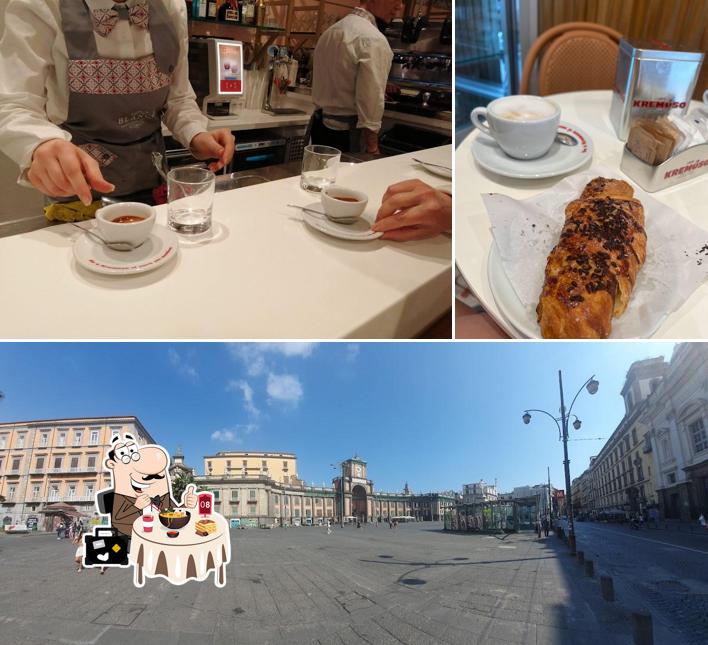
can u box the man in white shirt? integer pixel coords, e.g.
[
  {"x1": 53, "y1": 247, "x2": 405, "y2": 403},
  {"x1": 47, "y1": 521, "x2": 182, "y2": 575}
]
[
  {"x1": 0, "y1": 0, "x2": 235, "y2": 205},
  {"x1": 311, "y1": 0, "x2": 402, "y2": 155}
]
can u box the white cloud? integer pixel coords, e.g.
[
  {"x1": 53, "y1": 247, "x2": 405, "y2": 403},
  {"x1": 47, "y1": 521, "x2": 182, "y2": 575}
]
[
  {"x1": 267, "y1": 373, "x2": 303, "y2": 405},
  {"x1": 210, "y1": 424, "x2": 257, "y2": 443},
  {"x1": 226, "y1": 379, "x2": 259, "y2": 416},
  {"x1": 227, "y1": 343, "x2": 316, "y2": 376},
  {"x1": 345, "y1": 344, "x2": 360, "y2": 363},
  {"x1": 167, "y1": 348, "x2": 198, "y2": 382}
]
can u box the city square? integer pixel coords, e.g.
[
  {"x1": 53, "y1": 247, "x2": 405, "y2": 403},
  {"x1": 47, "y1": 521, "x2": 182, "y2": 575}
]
[{"x1": 6, "y1": 519, "x2": 703, "y2": 645}]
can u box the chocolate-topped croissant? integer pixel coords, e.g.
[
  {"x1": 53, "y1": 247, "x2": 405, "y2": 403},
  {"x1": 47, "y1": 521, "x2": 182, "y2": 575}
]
[{"x1": 536, "y1": 178, "x2": 646, "y2": 338}]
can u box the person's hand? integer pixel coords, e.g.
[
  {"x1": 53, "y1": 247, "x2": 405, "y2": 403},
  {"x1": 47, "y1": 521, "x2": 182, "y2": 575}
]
[
  {"x1": 189, "y1": 129, "x2": 235, "y2": 172},
  {"x1": 182, "y1": 484, "x2": 198, "y2": 509},
  {"x1": 372, "y1": 179, "x2": 451, "y2": 241},
  {"x1": 134, "y1": 493, "x2": 151, "y2": 510},
  {"x1": 364, "y1": 129, "x2": 380, "y2": 155},
  {"x1": 27, "y1": 139, "x2": 115, "y2": 206}
]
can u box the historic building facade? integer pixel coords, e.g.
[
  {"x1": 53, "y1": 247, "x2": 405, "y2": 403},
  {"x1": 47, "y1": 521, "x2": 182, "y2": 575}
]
[
  {"x1": 462, "y1": 480, "x2": 497, "y2": 504},
  {"x1": 0, "y1": 416, "x2": 155, "y2": 527}
]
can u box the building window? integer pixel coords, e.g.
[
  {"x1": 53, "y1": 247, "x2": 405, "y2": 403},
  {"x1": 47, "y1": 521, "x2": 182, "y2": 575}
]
[
  {"x1": 8, "y1": 485, "x2": 16, "y2": 499},
  {"x1": 89, "y1": 431, "x2": 99, "y2": 446},
  {"x1": 262, "y1": 460, "x2": 267, "y2": 468},
  {"x1": 249, "y1": 490, "x2": 256, "y2": 500},
  {"x1": 67, "y1": 484, "x2": 76, "y2": 500},
  {"x1": 49, "y1": 484, "x2": 59, "y2": 501},
  {"x1": 31, "y1": 484, "x2": 40, "y2": 499},
  {"x1": 283, "y1": 460, "x2": 288, "y2": 471},
  {"x1": 58, "y1": 432, "x2": 66, "y2": 447},
  {"x1": 248, "y1": 505, "x2": 256, "y2": 515},
  {"x1": 662, "y1": 437, "x2": 674, "y2": 460},
  {"x1": 73, "y1": 432, "x2": 82, "y2": 446},
  {"x1": 668, "y1": 472, "x2": 676, "y2": 484},
  {"x1": 70, "y1": 456, "x2": 80, "y2": 470},
  {"x1": 17, "y1": 434, "x2": 25, "y2": 449},
  {"x1": 85, "y1": 482, "x2": 95, "y2": 498},
  {"x1": 87, "y1": 455, "x2": 96, "y2": 469},
  {"x1": 632, "y1": 428, "x2": 638, "y2": 445},
  {"x1": 0, "y1": 435, "x2": 6, "y2": 449},
  {"x1": 53, "y1": 456, "x2": 62, "y2": 469},
  {"x1": 232, "y1": 490, "x2": 239, "y2": 501},
  {"x1": 35, "y1": 456, "x2": 44, "y2": 470},
  {"x1": 12, "y1": 457, "x2": 21, "y2": 471},
  {"x1": 689, "y1": 418, "x2": 707, "y2": 454},
  {"x1": 226, "y1": 460, "x2": 231, "y2": 469},
  {"x1": 242, "y1": 460, "x2": 247, "y2": 467},
  {"x1": 40, "y1": 433, "x2": 49, "y2": 447},
  {"x1": 213, "y1": 491, "x2": 220, "y2": 501}
]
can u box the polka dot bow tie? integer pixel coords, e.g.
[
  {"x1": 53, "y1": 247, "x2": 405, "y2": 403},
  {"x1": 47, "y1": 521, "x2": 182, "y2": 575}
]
[{"x1": 91, "y1": 2, "x2": 149, "y2": 37}]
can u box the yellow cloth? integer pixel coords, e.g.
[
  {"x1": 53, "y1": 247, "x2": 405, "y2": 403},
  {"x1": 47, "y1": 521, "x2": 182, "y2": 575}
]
[{"x1": 44, "y1": 200, "x2": 101, "y2": 222}]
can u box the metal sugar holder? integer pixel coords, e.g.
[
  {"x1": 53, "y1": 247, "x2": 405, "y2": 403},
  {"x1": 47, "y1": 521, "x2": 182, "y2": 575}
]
[{"x1": 620, "y1": 142, "x2": 708, "y2": 192}]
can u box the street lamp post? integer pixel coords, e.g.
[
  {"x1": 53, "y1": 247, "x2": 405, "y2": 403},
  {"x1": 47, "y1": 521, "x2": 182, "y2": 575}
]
[
  {"x1": 331, "y1": 462, "x2": 345, "y2": 527},
  {"x1": 523, "y1": 371, "x2": 598, "y2": 555}
]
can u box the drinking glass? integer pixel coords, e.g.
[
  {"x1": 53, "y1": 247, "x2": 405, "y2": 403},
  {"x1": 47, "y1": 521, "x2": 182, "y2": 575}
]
[
  {"x1": 167, "y1": 167, "x2": 215, "y2": 234},
  {"x1": 300, "y1": 144, "x2": 341, "y2": 192}
]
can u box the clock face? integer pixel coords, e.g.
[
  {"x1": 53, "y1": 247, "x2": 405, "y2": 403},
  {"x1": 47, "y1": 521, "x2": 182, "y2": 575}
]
[{"x1": 354, "y1": 465, "x2": 362, "y2": 477}]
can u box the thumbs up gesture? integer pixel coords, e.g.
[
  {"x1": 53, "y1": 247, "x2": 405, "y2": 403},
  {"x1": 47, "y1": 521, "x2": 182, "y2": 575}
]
[{"x1": 183, "y1": 484, "x2": 198, "y2": 509}]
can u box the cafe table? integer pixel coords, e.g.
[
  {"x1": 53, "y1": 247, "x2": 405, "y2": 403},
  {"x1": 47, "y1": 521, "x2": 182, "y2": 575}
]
[
  {"x1": 0, "y1": 147, "x2": 451, "y2": 339},
  {"x1": 455, "y1": 90, "x2": 707, "y2": 339},
  {"x1": 129, "y1": 513, "x2": 230, "y2": 588}
]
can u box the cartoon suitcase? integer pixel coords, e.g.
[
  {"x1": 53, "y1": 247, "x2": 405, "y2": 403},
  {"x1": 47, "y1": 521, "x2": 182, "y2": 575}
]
[{"x1": 83, "y1": 527, "x2": 130, "y2": 568}]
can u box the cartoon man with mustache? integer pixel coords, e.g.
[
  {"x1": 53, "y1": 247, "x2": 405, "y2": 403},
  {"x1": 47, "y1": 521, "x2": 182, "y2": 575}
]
[{"x1": 102, "y1": 434, "x2": 197, "y2": 541}]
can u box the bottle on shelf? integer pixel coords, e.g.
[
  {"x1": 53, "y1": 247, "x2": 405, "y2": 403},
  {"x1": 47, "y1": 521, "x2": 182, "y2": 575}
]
[
  {"x1": 206, "y1": 0, "x2": 219, "y2": 19},
  {"x1": 192, "y1": 0, "x2": 207, "y2": 18},
  {"x1": 256, "y1": 0, "x2": 266, "y2": 28},
  {"x1": 242, "y1": 0, "x2": 256, "y2": 26},
  {"x1": 218, "y1": 0, "x2": 240, "y2": 22}
]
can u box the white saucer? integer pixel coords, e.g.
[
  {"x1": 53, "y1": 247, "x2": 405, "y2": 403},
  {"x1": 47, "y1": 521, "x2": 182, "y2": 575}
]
[
  {"x1": 471, "y1": 121, "x2": 593, "y2": 179},
  {"x1": 415, "y1": 159, "x2": 452, "y2": 179},
  {"x1": 73, "y1": 224, "x2": 179, "y2": 275},
  {"x1": 301, "y1": 203, "x2": 383, "y2": 241}
]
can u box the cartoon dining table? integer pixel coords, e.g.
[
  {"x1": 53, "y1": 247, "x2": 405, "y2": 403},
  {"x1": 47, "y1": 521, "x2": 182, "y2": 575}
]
[{"x1": 129, "y1": 513, "x2": 230, "y2": 587}]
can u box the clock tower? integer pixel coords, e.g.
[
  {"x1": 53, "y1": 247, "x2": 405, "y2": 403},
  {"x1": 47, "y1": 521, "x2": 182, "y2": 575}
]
[{"x1": 334, "y1": 455, "x2": 373, "y2": 523}]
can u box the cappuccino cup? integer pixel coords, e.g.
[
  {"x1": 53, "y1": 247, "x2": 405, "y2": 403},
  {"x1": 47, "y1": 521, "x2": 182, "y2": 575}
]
[{"x1": 470, "y1": 95, "x2": 561, "y2": 160}]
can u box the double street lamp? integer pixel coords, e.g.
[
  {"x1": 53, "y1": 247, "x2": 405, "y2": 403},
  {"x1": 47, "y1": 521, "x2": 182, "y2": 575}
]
[{"x1": 522, "y1": 372, "x2": 599, "y2": 554}]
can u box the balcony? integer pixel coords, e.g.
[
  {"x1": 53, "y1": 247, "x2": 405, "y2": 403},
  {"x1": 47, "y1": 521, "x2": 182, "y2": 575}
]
[{"x1": 5, "y1": 469, "x2": 21, "y2": 476}]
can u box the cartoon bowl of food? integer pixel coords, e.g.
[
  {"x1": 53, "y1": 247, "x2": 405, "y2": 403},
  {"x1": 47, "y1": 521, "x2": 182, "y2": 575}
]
[{"x1": 158, "y1": 509, "x2": 191, "y2": 530}]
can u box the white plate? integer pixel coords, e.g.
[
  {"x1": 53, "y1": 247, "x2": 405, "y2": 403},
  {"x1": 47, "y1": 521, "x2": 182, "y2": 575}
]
[
  {"x1": 73, "y1": 224, "x2": 179, "y2": 275},
  {"x1": 486, "y1": 244, "x2": 662, "y2": 339},
  {"x1": 301, "y1": 203, "x2": 383, "y2": 241},
  {"x1": 471, "y1": 121, "x2": 593, "y2": 179},
  {"x1": 415, "y1": 159, "x2": 452, "y2": 179}
]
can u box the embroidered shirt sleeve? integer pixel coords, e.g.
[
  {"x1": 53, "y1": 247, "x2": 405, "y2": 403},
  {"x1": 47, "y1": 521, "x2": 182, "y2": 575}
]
[{"x1": 0, "y1": 0, "x2": 72, "y2": 183}]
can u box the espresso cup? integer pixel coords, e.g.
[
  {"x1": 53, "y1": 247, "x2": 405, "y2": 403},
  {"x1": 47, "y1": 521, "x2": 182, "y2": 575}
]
[
  {"x1": 96, "y1": 202, "x2": 155, "y2": 246},
  {"x1": 321, "y1": 186, "x2": 368, "y2": 221},
  {"x1": 470, "y1": 95, "x2": 561, "y2": 160}
]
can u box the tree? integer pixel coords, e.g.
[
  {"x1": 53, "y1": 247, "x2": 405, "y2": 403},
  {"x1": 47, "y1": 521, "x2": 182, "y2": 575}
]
[{"x1": 171, "y1": 469, "x2": 194, "y2": 505}]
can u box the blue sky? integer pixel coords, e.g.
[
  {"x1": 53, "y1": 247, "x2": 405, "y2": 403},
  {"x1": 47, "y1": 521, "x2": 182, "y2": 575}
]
[{"x1": 0, "y1": 342, "x2": 678, "y2": 494}]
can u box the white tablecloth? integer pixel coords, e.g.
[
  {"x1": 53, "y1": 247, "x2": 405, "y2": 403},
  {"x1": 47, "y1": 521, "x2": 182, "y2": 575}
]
[{"x1": 455, "y1": 90, "x2": 708, "y2": 338}]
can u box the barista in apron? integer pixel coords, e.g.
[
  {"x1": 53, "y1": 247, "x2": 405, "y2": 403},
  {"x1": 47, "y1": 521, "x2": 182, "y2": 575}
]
[
  {"x1": 310, "y1": 2, "x2": 400, "y2": 155},
  {"x1": 0, "y1": 0, "x2": 234, "y2": 206}
]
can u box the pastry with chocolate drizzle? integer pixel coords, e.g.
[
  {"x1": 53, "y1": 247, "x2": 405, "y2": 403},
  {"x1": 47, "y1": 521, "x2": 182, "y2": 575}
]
[{"x1": 537, "y1": 178, "x2": 646, "y2": 338}]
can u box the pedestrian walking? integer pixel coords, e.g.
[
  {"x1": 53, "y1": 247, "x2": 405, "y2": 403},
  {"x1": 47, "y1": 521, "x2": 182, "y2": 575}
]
[
  {"x1": 542, "y1": 517, "x2": 550, "y2": 537},
  {"x1": 56, "y1": 521, "x2": 64, "y2": 540},
  {"x1": 73, "y1": 530, "x2": 84, "y2": 573},
  {"x1": 326, "y1": 519, "x2": 332, "y2": 535},
  {"x1": 699, "y1": 513, "x2": 706, "y2": 529}
]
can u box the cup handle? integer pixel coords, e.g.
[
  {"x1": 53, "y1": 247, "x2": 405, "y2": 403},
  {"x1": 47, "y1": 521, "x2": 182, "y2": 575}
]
[{"x1": 470, "y1": 107, "x2": 492, "y2": 136}]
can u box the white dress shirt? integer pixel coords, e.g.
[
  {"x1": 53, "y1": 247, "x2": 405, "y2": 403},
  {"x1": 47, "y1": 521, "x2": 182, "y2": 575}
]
[
  {"x1": 312, "y1": 8, "x2": 393, "y2": 132},
  {"x1": 0, "y1": 0, "x2": 208, "y2": 185}
]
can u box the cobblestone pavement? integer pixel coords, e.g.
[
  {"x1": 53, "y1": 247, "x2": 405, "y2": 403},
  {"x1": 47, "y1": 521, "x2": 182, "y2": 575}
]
[
  {"x1": 0, "y1": 523, "x2": 644, "y2": 645},
  {"x1": 575, "y1": 521, "x2": 708, "y2": 645}
]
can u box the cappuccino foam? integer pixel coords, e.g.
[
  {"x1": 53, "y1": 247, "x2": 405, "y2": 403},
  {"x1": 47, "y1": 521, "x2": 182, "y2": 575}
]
[{"x1": 492, "y1": 97, "x2": 557, "y2": 122}]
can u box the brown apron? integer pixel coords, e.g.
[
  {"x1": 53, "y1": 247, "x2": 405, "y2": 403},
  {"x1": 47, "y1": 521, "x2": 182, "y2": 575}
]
[{"x1": 58, "y1": 0, "x2": 180, "y2": 198}]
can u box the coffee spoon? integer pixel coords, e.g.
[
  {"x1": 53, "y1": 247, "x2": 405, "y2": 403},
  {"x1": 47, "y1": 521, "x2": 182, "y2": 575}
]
[
  {"x1": 69, "y1": 222, "x2": 142, "y2": 252},
  {"x1": 555, "y1": 132, "x2": 578, "y2": 146}
]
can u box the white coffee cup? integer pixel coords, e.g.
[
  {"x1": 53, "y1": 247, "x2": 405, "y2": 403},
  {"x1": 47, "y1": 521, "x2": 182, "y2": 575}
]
[
  {"x1": 470, "y1": 95, "x2": 561, "y2": 160},
  {"x1": 95, "y1": 202, "x2": 155, "y2": 246},
  {"x1": 321, "y1": 186, "x2": 368, "y2": 221}
]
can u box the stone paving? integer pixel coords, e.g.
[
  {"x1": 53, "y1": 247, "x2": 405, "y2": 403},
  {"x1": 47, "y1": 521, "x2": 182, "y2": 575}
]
[{"x1": 0, "y1": 522, "x2": 638, "y2": 645}]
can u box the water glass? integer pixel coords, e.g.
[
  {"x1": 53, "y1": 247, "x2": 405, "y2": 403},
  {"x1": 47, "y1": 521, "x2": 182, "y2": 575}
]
[
  {"x1": 300, "y1": 145, "x2": 341, "y2": 192},
  {"x1": 167, "y1": 167, "x2": 215, "y2": 234}
]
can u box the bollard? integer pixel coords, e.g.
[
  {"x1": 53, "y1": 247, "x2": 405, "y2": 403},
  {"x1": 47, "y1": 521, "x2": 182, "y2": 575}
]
[
  {"x1": 632, "y1": 611, "x2": 653, "y2": 645},
  {"x1": 577, "y1": 550, "x2": 585, "y2": 564},
  {"x1": 584, "y1": 559, "x2": 594, "y2": 577},
  {"x1": 600, "y1": 575, "x2": 615, "y2": 601}
]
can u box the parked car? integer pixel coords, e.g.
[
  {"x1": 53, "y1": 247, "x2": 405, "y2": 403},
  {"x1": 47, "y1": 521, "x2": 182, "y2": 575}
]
[
  {"x1": 5, "y1": 524, "x2": 29, "y2": 533},
  {"x1": 303, "y1": 517, "x2": 313, "y2": 526}
]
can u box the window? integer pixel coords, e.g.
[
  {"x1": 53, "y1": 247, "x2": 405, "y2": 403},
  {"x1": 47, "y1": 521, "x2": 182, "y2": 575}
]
[
  {"x1": 67, "y1": 484, "x2": 76, "y2": 499},
  {"x1": 294, "y1": 509, "x2": 300, "y2": 517},
  {"x1": 231, "y1": 490, "x2": 239, "y2": 501},
  {"x1": 58, "y1": 432, "x2": 66, "y2": 447},
  {"x1": 249, "y1": 490, "x2": 256, "y2": 500},
  {"x1": 242, "y1": 460, "x2": 247, "y2": 467},
  {"x1": 632, "y1": 429, "x2": 638, "y2": 446},
  {"x1": 8, "y1": 485, "x2": 16, "y2": 499},
  {"x1": 248, "y1": 505, "x2": 256, "y2": 515},
  {"x1": 226, "y1": 460, "x2": 231, "y2": 469},
  {"x1": 207, "y1": 461, "x2": 212, "y2": 472},
  {"x1": 85, "y1": 482, "x2": 95, "y2": 497},
  {"x1": 35, "y1": 456, "x2": 44, "y2": 470},
  {"x1": 0, "y1": 457, "x2": 3, "y2": 470},
  {"x1": 70, "y1": 456, "x2": 80, "y2": 470},
  {"x1": 689, "y1": 418, "x2": 707, "y2": 454},
  {"x1": 262, "y1": 460, "x2": 267, "y2": 468},
  {"x1": 637, "y1": 465, "x2": 644, "y2": 481},
  {"x1": 0, "y1": 435, "x2": 6, "y2": 449},
  {"x1": 40, "y1": 433, "x2": 48, "y2": 447},
  {"x1": 89, "y1": 430, "x2": 99, "y2": 446},
  {"x1": 213, "y1": 490, "x2": 220, "y2": 501},
  {"x1": 668, "y1": 472, "x2": 677, "y2": 484},
  {"x1": 73, "y1": 431, "x2": 82, "y2": 446},
  {"x1": 53, "y1": 456, "x2": 62, "y2": 469},
  {"x1": 87, "y1": 455, "x2": 96, "y2": 469},
  {"x1": 11, "y1": 457, "x2": 21, "y2": 471},
  {"x1": 49, "y1": 484, "x2": 59, "y2": 501},
  {"x1": 662, "y1": 437, "x2": 674, "y2": 460},
  {"x1": 31, "y1": 484, "x2": 40, "y2": 498},
  {"x1": 17, "y1": 434, "x2": 25, "y2": 449}
]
